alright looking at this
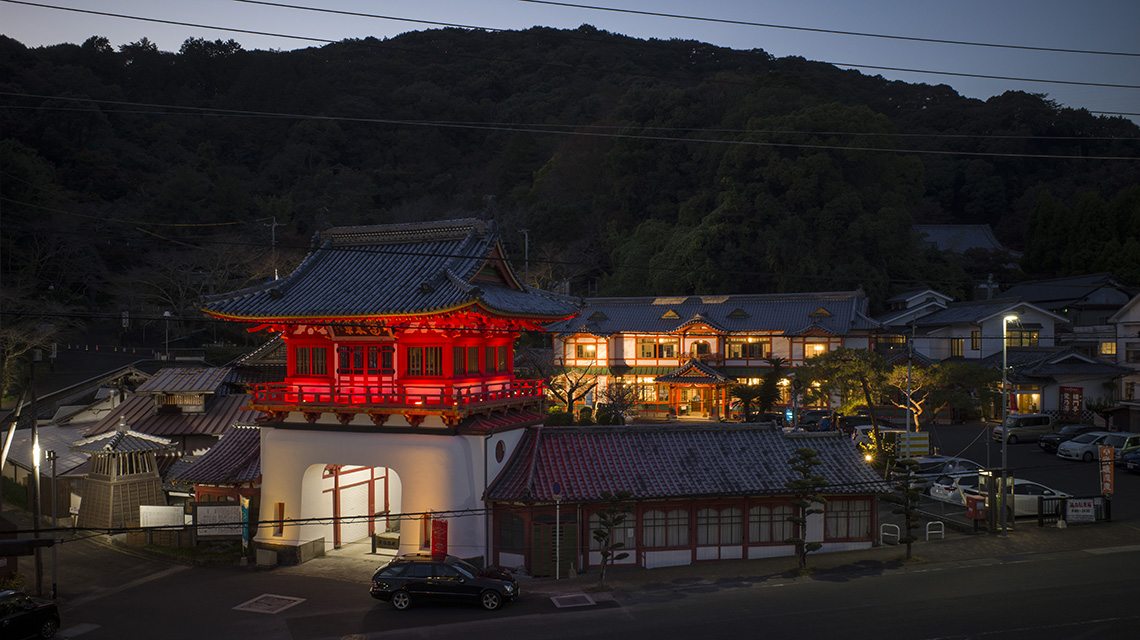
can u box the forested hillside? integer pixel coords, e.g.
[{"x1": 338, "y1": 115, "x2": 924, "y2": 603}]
[{"x1": 2, "y1": 26, "x2": 1139, "y2": 325}]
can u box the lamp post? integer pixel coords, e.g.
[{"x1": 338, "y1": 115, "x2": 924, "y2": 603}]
[
  {"x1": 47, "y1": 449, "x2": 57, "y2": 599},
  {"x1": 1000, "y1": 314, "x2": 1018, "y2": 536}
]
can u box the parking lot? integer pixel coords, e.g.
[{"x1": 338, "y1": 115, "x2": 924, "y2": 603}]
[{"x1": 913, "y1": 422, "x2": 1140, "y2": 523}]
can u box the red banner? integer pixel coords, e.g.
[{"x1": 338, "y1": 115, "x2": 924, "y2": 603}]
[
  {"x1": 1099, "y1": 446, "x2": 1115, "y2": 495},
  {"x1": 431, "y1": 519, "x2": 448, "y2": 556}
]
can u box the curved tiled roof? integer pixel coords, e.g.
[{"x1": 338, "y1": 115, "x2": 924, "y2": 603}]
[
  {"x1": 655, "y1": 358, "x2": 735, "y2": 384},
  {"x1": 486, "y1": 424, "x2": 890, "y2": 503},
  {"x1": 548, "y1": 291, "x2": 879, "y2": 337},
  {"x1": 70, "y1": 426, "x2": 175, "y2": 453},
  {"x1": 200, "y1": 219, "x2": 577, "y2": 322},
  {"x1": 171, "y1": 424, "x2": 261, "y2": 485},
  {"x1": 84, "y1": 395, "x2": 256, "y2": 438}
]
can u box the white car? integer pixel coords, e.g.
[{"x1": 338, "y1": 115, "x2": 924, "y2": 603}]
[
  {"x1": 964, "y1": 479, "x2": 1071, "y2": 517},
  {"x1": 928, "y1": 473, "x2": 982, "y2": 505},
  {"x1": 1056, "y1": 431, "x2": 1112, "y2": 462}
]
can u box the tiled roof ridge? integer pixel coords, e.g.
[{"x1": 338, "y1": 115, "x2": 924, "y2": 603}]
[
  {"x1": 70, "y1": 427, "x2": 174, "y2": 451},
  {"x1": 321, "y1": 218, "x2": 485, "y2": 246},
  {"x1": 199, "y1": 233, "x2": 328, "y2": 305},
  {"x1": 579, "y1": 290, "x2": 866, "y2": 305},
  {"x1": 535, "y1": 422, "x2": 793, "y2": 435}
]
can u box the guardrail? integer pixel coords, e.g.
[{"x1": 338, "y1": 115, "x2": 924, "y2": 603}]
[{"x1": 1038, "y1": 495, "x2": 1111, "y2": 527}]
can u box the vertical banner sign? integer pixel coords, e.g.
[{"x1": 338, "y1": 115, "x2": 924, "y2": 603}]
[
  {"x1": 240, "y1": 495, "x2": 250, "y2": 551},
  {"x1": 431, "y1": 519, "x2": 448, "y2": 556},
  {"x1": 1099, "y1": 446, "x2": 1115, "y2": 495}
]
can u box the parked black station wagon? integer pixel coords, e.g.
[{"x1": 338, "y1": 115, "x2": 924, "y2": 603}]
[
  {"x1": 0, "y1": 589, "x2": 60, "y2": 639},
  {"x1": 370, "y1": 553, "x2": 518, "y2": 611}
]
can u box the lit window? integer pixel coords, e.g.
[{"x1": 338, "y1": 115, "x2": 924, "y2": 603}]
[
  {"x1": 805, "y1": 342, "x2": 828, "y2": 358},
  {"x1": 950, "y1": 338, "x2": 964, "y2": 358},
  {"x1": 405, "y1": 347, "x2": 443, "y2": 376},
  {"x1": 637, "y1": 338, "x2": 678, "y2": 359},
  {"x1": 294, "y1": 346, "x2": 327, "y2": 376},
  {"x1": 971, "y1": 330, "x2": 981, "y2": 351},
  {"x1": 1005, "y1": 330, "x2": 1039, "y2": 348},
  {"x1": 1100, "y1": 341, "x2": 1117, "y2": 356},
  {"x1": 727, "y1": 337, "x2": 770, "y2": 359},
  {"x1": 576, "y1": 343, "x2": 597, "y2": 359}
]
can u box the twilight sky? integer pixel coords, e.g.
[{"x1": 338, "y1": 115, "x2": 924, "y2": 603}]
[{"x1": 2, "y1": 0, "x2": 1138, "y2": 119}]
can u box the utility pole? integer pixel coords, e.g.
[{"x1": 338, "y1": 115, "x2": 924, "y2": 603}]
[
  {"x1": 268, "y1": 216, "x2": 284, "y2": 280},
  {"x1": 520, "y1": 229, "x2": 530, "y2": 286},
  {"x1": 164, "y1": 311, "x2": 171, "y2": 360}
]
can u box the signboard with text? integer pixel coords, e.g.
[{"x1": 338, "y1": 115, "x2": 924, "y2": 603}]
[
  {"x1": 1099, "y1": 446, "x2": 1115, "y2": 495},
  {"x1": 193, "y1": 503, "x2": 242, "y2": 539},
  {"x1": 431, "y1": 519, "x2": 448, "y2": 556},
  {"x1": 1067, "y1": 498, "x2": 1096, "y2": 523}
]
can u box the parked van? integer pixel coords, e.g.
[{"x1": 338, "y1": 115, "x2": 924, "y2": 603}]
[{"x1": 992, "y1": 414, "x2": 1054, "y2": 444}]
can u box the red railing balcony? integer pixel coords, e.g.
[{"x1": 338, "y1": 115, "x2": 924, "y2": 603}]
[{"x1": 250, "y1": 378, "x2": 546, "y2": 413}]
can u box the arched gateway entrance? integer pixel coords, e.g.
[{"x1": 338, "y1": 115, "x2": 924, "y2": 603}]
[{"x1": 258, "y1": 425, "x2": 486, "y2": 558}]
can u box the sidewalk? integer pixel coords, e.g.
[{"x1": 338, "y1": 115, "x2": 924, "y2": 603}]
[
  {"x1": 519, "y1": 518, "x2": 1140, "y2": 598},
  {"x1": 277, "y1": 505, "x2": 1140, "y2": 600}
]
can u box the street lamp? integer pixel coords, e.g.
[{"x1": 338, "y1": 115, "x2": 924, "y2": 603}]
[{"x1": 1000, "y1": 313, "x2": 1019, "y2": 536}]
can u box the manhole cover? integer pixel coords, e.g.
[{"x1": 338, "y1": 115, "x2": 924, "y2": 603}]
[
  {"x1": 233, "y1": 594, "x2": 306, "y2": 614},
  {"x1": 551, "y1": 594, "x2": 596, "y2": 608}
]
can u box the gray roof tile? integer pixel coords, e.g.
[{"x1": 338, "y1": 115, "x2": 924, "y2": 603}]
[
  {"x1": 201, "y1": 219, "x2": 577, "y2": 322},
  {"x1": 485, "y1": 424, "x2": 890, "y2": 503},
  {"x1": 546, "y1": 291, "x2": 878, "y2": 336},
  {"x1": 170, "y1": 424, "x2": 261, "y2": 484}
]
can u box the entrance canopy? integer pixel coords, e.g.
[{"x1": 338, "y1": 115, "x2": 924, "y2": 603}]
[{"x1": 654, "y1": 358, "x2": 735, "y2": 385}]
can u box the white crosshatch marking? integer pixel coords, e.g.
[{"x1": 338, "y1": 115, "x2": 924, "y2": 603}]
[
  {"x1": 550, "y1": 593, "x2": 596, "y2": 608},
  {"x1": 233, "y1": 594, "x2": 306, "y2": 614}
]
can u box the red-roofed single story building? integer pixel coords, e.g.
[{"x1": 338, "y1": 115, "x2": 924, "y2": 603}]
[{"x1": 485, "y1": 424, "x2": 890, "y2": 574}]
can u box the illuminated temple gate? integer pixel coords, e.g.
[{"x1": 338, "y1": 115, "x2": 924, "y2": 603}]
[{"x1": 200, "y1": 219, "x2": 576, "y2": 564}]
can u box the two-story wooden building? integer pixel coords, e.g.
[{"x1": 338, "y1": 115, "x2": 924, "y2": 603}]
[
  {"x1": 199, "y1": 218, "x2": 578, "y2": 563},
  {"x1": 544, "y1": 291, "x2": 882, "y2": 419}
]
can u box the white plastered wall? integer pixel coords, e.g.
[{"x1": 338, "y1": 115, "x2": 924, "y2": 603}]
[{"x1": 255, "y1": 423, "x2": 488, "y2": 559}]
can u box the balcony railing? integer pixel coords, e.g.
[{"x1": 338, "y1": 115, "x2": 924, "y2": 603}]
[{"x1": 251, "y1": 379, "x2": 545, "y2": 411}]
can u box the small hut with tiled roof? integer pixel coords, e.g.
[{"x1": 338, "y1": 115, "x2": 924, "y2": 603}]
[{"x1": 70, "y1": 416, "x2": 177, "y2": 529}]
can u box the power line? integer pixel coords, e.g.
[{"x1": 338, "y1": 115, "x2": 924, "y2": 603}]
[
  {"x1": 4, "y1": 195, "x2": 1130, "y2": 297},
  {"x1": 518, "y1": 0, "x2": 1140, "y2": 58},
  {"x1": 4, "y1": 95, "x2": 1137, "y2": 142},
  {"x1": 4, "y1": 1, "x2": 1139, "y2": 93},
  {"x1": 2, "y1": 93, "x2": 1137, "y2": 161}
]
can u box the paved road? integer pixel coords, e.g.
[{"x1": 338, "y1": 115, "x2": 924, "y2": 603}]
[{"x1": 53, "y1": 543, "x2": 1140, "y2": 639}]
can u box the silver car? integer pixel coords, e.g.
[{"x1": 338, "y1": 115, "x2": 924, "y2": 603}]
[{"x1": 1056, "y1": 431, "x2": 1111, "y2": 462}]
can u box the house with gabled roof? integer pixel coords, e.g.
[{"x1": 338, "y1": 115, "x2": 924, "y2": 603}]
[
  {"x1": 1107, "y1": 292, "x2": 1140, "y2": 430},
  {"x1": 995, "y1": 273, "x2": 1137, "y2": 361},
  {"x1": 978, "y1": 348, "x2": 1131, "y2": 421},
  {"x1": 545, "y1": 291, "x2": 881, "y2": 419},
  {"x1": 82, "y1": 366, "x2": 255, "y2": 455},
  {"x1": 877, "y1": 298, "x2": 1067, "y2": 363},
  {"x1": 484, "y1": 424, "x2": 890, "y2": 573},
  {"x1": 199, "y1": 218, "x2": 579, "y2": 564}
]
